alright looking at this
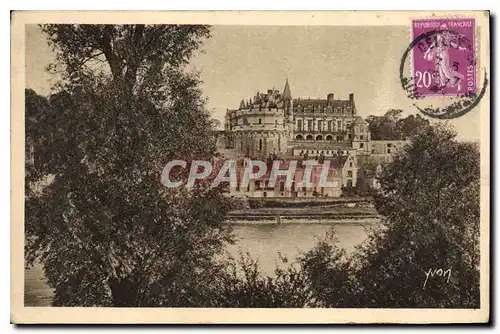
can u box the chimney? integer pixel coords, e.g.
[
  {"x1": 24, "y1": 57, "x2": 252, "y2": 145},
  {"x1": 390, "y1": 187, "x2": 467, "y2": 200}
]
[
  {"x1": 327, "y1": 93, "x2": 334, "y2": 105},
  {"x1": 349, "y1": 93, "x2": 354, "y2": 102}
]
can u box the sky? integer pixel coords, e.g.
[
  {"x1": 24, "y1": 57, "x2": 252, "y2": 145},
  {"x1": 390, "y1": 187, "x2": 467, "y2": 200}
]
[{"x1": 25, "y1": 25, "x2": 481, "y2": 141}]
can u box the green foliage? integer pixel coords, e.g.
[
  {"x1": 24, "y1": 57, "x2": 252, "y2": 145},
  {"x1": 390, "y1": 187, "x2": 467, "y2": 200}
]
[
  {"x1": 25, "y1": 24, "x2": 234, "y2": 307},
  {"x1": 214, "y1": 253, "x2": 313, "y2": 308},
  {"x1": 41, "y1": 24, "x2": 211, "y2": 96},
  {"x1": 298, "y1": 233, "x2": 354, "y2": 307},
  {"x1": 363, "y1": 124, "x2": 479, "y2": 307},
  {"x1": 299, "y1": 124, "x2": 480, "y2": 308},
  {"x1": 366, "y1": 110, "x2": 431, "y2": 140},
  {"x1": 247, "y1": 198, "x2": 265, "y2": 209}
]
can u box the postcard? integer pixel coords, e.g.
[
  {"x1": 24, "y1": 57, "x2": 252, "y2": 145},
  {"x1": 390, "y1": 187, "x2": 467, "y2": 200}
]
[{"x1": 11, "y1": 10, "x2": 490, "y2": 324}]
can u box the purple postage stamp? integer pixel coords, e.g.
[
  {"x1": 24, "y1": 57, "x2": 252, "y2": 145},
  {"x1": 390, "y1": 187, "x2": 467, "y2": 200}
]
[{"x1": 411, "y1": 18, "x2": 476, "y2": 97}]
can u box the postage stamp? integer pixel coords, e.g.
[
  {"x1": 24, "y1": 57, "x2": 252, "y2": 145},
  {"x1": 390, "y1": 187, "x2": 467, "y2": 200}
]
[{"x1": 411, "y1": 18, "x2": 476, "y2": 97}]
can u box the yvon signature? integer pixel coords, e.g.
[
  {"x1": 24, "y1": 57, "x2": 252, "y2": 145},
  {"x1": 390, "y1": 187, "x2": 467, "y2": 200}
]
[{"x1": 423, "y1": 268, "x2": 452, "y2": 290}]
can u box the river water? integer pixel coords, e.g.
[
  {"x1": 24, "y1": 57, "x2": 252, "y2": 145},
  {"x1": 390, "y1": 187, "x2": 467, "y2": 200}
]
[{"x1": 25, "y1": 222, "x2": 373, "y2": 306}]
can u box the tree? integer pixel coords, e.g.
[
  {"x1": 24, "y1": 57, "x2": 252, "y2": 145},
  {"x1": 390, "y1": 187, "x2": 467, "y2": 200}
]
[
  {"x1": 298, "y1": 233, "x2": 355, "y2": 307},
  {"x1": 366, "y1": 112, "x2": 400, "y2": 140},
  {"x1": 366, "y1": 110, "x2": 430, "y2": 140},
  {"x1": 396, "y1": 114, "x2": 431, "y2": 138},
  {"x1": 361, "y1": 124, "x2": 480, "y2": 307},
  {"x1": 300, "y1": 124, "x2": 480, "y2": 308},
  {"x1": 213, "y1": 253, "x2": 313, "y2": 308},
  {"x1": 25, "y1": 24, "x2": 234, "y2": 307}
]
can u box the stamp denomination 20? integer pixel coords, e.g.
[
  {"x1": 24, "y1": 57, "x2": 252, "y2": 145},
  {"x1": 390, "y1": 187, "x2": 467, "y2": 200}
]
[{"x1": 411, "y1": 18, "x2": 476, "y2": 97}]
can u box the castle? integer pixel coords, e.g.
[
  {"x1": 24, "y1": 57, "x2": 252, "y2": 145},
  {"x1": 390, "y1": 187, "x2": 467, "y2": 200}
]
[{"x1": 216, "y1": 79, "x2": 408, "y2": 198}]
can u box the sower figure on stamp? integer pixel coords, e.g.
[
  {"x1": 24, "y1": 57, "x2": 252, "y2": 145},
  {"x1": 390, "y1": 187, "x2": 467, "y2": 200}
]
[{"x1": 423, "y1": 24, "x2": 468, "y2": 92}]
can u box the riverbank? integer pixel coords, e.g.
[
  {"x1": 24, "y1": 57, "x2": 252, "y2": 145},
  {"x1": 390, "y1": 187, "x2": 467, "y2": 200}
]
[
  {"x1": 25, "y1": 222, "x2": 373, "y2": 306},
  {"x1": 229, "y1": 217, "x2": 380, "y2": 224},
  {"x1": 227, "y1": 197, "x2": 380, "y2": 222},
  {"x1": 239, "y1": 196, "x2": 374, "y2": 208}
]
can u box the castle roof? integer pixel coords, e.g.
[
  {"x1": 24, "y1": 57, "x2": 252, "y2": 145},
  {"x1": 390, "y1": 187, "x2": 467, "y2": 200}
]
[
  {"x1": 352, "y1": 116, "x2": 367, "y2": 125},
  {"x1": 234, "y1": 80, "x2": 355, "y2": 111},
  {"x1": 357, "y1": 155, "x2": 389, "y2": 170},
  {"x1": 328, "y1": 156, "x2": 349, "y2": 169},
  {"x1": 295, "y1": 98, "x2": 327, "y2": 104},
  {"x1": 282, "y1": 78, "x2": 291, "y2": 100},
  {"x1": 293, "y1": 98, "x2": 354, "y2": 109}
]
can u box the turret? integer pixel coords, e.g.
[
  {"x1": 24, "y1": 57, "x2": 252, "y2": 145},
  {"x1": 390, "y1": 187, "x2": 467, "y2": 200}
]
[
  {"x1": 282, "y1": 78, "x2": 293, "y2": 121},
  {"x1": 282, "y1": 78, "x2": 292, "y2": 101}
]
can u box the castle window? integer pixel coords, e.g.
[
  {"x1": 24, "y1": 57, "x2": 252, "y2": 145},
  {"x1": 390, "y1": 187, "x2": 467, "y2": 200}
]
[
  {"x1": 337, "y1": 120, "x2": 342, "y2": 129},
  {"x1": 360, "y1": 135, "x2": 364, "y2": 140},
  {"x1": 275, "y1": 120, "x2": 278, "y2": 127},
  {"x1": 259, "y1": 118, "x2": 262, "y2": 124},
  {"x1": 328, "y1": 120, "x2": 332, "y2": 131},
  {"x1": 360, "y1": 143, "x2": 364, "y2": 148},
  {"x1": 387, "y1": 149, "x2": 391, "y2": 154},
  {"x1": 259, "y1": 139, "x2": 263, "y2": 151},
  {"x1": 297, "y1": 119, "x2": 302, "y2": 131},
  {"x1": 348, "y1": 171, "x2": 353, "y2": 178}
]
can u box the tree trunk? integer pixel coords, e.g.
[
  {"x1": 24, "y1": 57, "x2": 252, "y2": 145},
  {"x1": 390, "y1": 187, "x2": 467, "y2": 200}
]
[{"x1": 108, "y1": 277, "x2": 140, "y2": 307}]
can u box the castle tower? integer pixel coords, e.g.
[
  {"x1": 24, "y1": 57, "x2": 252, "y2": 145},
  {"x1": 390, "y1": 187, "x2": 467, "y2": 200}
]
[
  {"x1": 283, "y1": 78, "x2": 292, "y2": 103},
  {"x1": 282, "y1": 77, "x2": 293, "y2": 122},
  {"x1": 352, "y1": 116, "x2": 371, "y2": 154}
]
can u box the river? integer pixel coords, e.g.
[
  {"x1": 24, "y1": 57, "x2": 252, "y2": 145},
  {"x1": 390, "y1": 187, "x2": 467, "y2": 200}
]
[{"x1": 24, "y1": 222, "x2": 373, "y2": 306}]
